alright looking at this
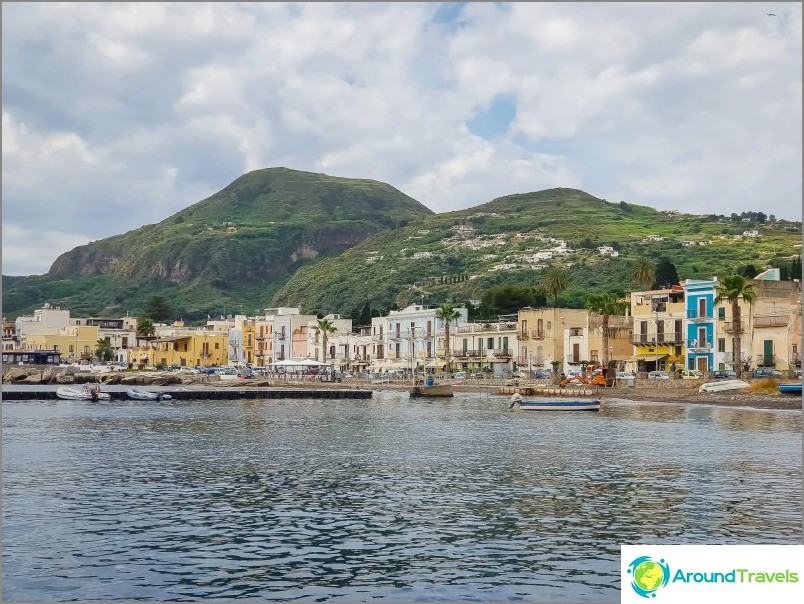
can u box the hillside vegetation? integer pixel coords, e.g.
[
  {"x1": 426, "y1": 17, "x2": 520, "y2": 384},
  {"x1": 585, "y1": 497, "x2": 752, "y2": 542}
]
[{"x1": 3, "y1": 174, "x2": 800, "y2": 322}]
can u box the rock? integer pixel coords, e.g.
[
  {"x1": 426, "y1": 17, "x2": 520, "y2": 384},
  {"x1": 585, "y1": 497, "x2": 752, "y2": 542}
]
[
  {"x1": 4, "y1": 367, "x2": 35, "y2": 382},
  {"x1": 102, "y1": 375, "x2": 122, "y2": 385},
  {"x1": 22, "y1": 372, "x2": 44, "y2": 384},
  {"x1": 120, "y1": 375, "x2": 144, "y2": 385},
  {"x1": 55, "y1": 374, "x2": 75, "y2": 384}
]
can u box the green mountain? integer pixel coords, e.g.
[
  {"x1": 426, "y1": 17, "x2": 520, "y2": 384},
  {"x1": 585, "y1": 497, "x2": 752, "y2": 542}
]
[
  {"x1": 3, "y1": 174, "x2": 800, "y2": 322},
  {"x1": 1, "y1": 168, "x2": 432, "y2": 320},
  {"x1": 272, "y1": 189, "x2": 802, "y2": 314}
]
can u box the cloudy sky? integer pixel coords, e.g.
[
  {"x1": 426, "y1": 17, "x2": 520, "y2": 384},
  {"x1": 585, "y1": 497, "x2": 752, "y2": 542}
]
[{"x1": 2, "y1": 2, "x2": 801, "y2": 276}]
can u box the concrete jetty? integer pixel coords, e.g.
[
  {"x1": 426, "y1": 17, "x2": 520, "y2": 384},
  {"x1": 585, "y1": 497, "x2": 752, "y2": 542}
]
[{"x1": 3, "y1": 388, "x2": 373, "y2": 401}]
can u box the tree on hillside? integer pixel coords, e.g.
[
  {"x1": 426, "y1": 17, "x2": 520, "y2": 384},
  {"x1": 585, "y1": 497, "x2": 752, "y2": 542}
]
[
  {"x1": 313, "y1": 318, "x2": 337, "y2": 363},
  {"x1": 633, "y1": 257, "x2": 657, "y2": 291},
  {"x1": 654, "y1": 257, "x2": 679, "y2": 288},
  {"x1": 539, "y1": 267, "x2": 569, "y2": 307},
  {"x1": 145, "y1": 296, "x2": 172, "y2": 322},
  {"x1": 479, "y1": 285, "x2": 544, "y2": 318},
  {"x1": 95, "y1": 338, "x2": 113, "y2": 362},
  {"x1": 136, "y1": 317, "x2": 155, "y2": 338},
  {"x1": 585, "y1": 292, "x2": 628, "y2": 368},
  {"x1": 715, "y1": 275, "x2": 757, "y2": 378},
  {"x1": 737, "y1": 264, "x2": 759, "y2": 279},
  {"x1": 436, "y1": 301, "x2": 462, "y2": 375}
]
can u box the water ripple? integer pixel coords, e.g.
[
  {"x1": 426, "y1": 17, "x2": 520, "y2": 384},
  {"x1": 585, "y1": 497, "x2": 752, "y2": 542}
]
[{"x1": 2, "y1": 395, "x2": 801, "y2": 601}]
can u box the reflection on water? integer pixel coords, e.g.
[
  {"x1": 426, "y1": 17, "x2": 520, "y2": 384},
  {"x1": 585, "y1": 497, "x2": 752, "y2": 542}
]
[{"x1": 2, "y1": 393, "x2": 801, "y2": 601}]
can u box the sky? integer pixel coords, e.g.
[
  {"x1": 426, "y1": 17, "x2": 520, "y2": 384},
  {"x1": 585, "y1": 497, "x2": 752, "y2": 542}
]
[{"x1": 2, "y1": 2, "x2": 801, "y2": 276}]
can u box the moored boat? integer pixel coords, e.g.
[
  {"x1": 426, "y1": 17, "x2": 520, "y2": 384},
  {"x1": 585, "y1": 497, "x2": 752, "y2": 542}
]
[
  {"x1": 410, "y1": 384, "x2": 454, "y2": 397},
  {"x1": 127, "y1": 387, "x2": 173, "y2": 401},
  {"x1": 56, "y1": 386, "x2": 111, "y2": 401},
  {"x1": 516, "y1": 399, "x2": 601, "y2": 411},
  {"x1": 778, "y1": 382, "x2": 802, "y2": 394},
  {"x1": 698, "y1": 379, "x2": 750, "y2": 393}
]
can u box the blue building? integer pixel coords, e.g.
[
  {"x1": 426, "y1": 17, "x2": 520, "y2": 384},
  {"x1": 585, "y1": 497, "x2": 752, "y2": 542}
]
[{"x1": 683, "y1": 278, "x2": 717, "y2": 372}]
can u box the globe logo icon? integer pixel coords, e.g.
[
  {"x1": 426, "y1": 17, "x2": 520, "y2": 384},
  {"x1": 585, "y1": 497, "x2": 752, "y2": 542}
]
[{"x1": 627, "y1": 556, "x2": 670, "y2": 598}]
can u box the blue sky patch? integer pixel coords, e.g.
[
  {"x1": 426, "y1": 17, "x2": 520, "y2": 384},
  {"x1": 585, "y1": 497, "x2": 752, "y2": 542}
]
[{"x1": 468, "y1": 94, "x2": 517, "y2": 139}]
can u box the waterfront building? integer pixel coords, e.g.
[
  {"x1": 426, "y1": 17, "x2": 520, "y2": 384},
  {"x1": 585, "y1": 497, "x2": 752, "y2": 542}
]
[
  {"x1": 1, "y1": 349, "x2": 62, "y2": 365},
  {"x1": 683, "y1": 278, "x2": 717, "y2": 373},
  {"x1": 264, "y1": 307, "x2": 317, "y2": 361},
  {"x1": 307, "y1": 314, "x2": 352, "y2": 364},
  {"x1": 129, "y1": 328, "x2": 229, "y2": 368},
  {"x1": 15, "y1": 303, "x2": 70, "y2": 340},
  {"x1": 24, "y1": 325, "x2": 101, "y2": 362},
  {"x1": 253, "y1": 318, "x2": 274, "y2": 367},
  {"x1": 563, "y1": 313, "x2": 633, "y2": 372},
  {"x1": 71, "y1": 316, "x2": 137, "y2": 364},
  {"x1": 716, "y1": 279, "x2": 802, "y2": 373},
  {"x1": 628, "y1": 287, "x2": 686, "y2": 373},
  {"x1": 517, "y1": 307, "x2": 587, "y2": 373},
  {"x1": 371, "y1": 304, "x2": 469, "y2": 372},
  {"x1": 3, "y1": 320, "x2": 17, "y2": 350},
  {"x1": 452, "y1": 318, "x2": 518, "y2": 376}
]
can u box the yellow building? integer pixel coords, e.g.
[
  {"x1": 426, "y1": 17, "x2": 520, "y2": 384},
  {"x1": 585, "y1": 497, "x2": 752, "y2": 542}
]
[
  {"x1": 517, "y1": 307, "x2": 588, "y2": 371},
  {"x1": 242, "y1": 319, "x2": 256, "y2": 366},
  {"x1": 629, "y1": 288, "x2": 686, "y2": 372},
  {"x1": 24, "y1": 325, "x2": 100, "y2": 361},
  {"x1": 130, "y1": 331, "x2": 229, "y2": 368}
]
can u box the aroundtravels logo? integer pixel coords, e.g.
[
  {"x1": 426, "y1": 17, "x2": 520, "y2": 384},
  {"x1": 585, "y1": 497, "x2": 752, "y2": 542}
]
[{"x1": 627, "y1": 556, "x2": 670, "y2": 598}]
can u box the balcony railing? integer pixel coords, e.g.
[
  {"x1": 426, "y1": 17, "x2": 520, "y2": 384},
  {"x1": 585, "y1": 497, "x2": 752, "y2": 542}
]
[
  {"x1": 792, "y1": 353, "x2": 801, "y2": 366},
  {"x1": 722, "y1": 320, "x2": 746, "y2": 333},
  {"x1": 687, "y1": 340, "x2": 713, "y2": 351},
  {"x1": 566, "y1": 356, "x2": 581, "y2": 364},
  {"x1": 687, "y1": 309, "x2": 714, "y2": 320},
  {"x1": 532, "y1": 329, "x2": 545, "y2": 339},
  {"x1": 753, "y1": 315, "x2": 789, "y2": 328},
  {"x1": 722, "y1": 352, "x2": 748, "y2": 363},
  {"x1": 492, "y1": 349, "x2": 513, "y2": 358}
]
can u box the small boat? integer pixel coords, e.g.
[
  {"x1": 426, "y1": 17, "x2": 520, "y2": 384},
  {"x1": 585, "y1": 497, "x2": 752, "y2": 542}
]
[
  {"x1": 698, "y1": 379, "x2": 750, "y2": 393},
  {"x1": 410, "y1": 384, "x2": 454, "y2": 397},
  {"x1": 778, "y1": 383, "x2": 802, "y2": 395},
  {"x1": 516, "y1": 399, "x2": 601, "y2": 411},
  {"x1": 56, "y1": 386, "x2": 111, "y2": 401},
  {"x1": 127, "y1": 387, "x2": 173, "y2": 401}
]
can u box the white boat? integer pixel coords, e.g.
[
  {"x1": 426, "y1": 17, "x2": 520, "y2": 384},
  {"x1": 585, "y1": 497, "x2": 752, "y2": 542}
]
[
  {"x1": 56, "y1": 386, "x2": 111, "y2": 401},
  {"x1": 127, "y1": 387, "x2": 173, "y2": 401},
  {"x1": 517, "y1": 399, "x2": 601, "y2": 411},
  {"x1": 698, "y1": 379, "x2": 750, "y2": 393}
]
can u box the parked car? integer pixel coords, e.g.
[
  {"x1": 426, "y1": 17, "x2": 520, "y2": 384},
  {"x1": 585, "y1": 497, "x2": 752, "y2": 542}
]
[
  {"x1": 753, "y1": 367, "x2": 783, "y2": 379},
  {"x1": 616, "y1": 371, "x2": 636, "y2": 381},
  {"x1": 472, "y1": 372, "x2": 484, "y2": 379},
  {"x1": 712, "y1": 370, "x2": 737, "y2": 380},
  {"x1": 647, "y1": 371, "x2": 670, "y2": 380},
  {"x1": 680, "y1": 370, "x2": 704, "y2": 380},
  {"x1": 452, "y1": 371, "x2": 467, "y2": 380},
  {"x1": 531, "y1": 368, "x2": 553, "y2": 379}
]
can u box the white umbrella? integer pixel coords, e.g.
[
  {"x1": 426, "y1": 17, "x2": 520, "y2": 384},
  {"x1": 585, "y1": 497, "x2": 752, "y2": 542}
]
[{"x1": 297, "y1": 359, "x2": 326, "y2": 367}]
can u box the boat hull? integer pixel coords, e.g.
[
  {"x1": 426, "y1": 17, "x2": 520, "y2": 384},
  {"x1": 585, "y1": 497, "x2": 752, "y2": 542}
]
[
  {"x1": 127, "y1": 388, "x2": 173, "y2": 400},
  {"x1": 518, "y1": 400, "x2": 600, "y2": 411},
  {"x1": 56, "y1": 387, "x2": 110, "y2": 401},
  {"x1": 779, "y1": 383, "x2": 802, "y2": 394},
  {"x1": 698, "y1": 379, "x2": 749, "y2": 393},
  {"x1": 410, "y1": 384, "x2": 454, "y2": 397}
]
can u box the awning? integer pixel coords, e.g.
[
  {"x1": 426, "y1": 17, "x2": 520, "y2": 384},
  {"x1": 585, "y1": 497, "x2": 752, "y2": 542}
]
[
  {"x1": 425, "y1": 359, "x2": 447, "y2": 368},
  {"x1": 624, "y1": 354, "x2": 667, "y2": 362}
]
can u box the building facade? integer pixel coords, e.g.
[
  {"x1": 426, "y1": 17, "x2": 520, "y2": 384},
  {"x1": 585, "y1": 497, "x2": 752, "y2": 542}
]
[
  {"x1": 629, "y1": 288, "x2": 686, "y2": 372},
  {"x1": 684, "y1": 278, "x2": 717, "y2": 372}
]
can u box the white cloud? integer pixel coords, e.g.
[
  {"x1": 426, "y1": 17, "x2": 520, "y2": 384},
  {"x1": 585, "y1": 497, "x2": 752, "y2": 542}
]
[
  {"x1": 1, "y1": 2, "x2": 801, "y2": 276},
  {"x1": 1, "y1": 223, "x2": 91, "y2": 276}
]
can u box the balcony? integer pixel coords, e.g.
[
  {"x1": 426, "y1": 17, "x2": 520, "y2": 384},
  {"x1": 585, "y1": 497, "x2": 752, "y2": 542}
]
[
  {"x1": 519, "y1": 331, "x2": 530, "y2": 340},
  {"x1": 792, "y1": 353, "x2": 801, "y2": 367},
  {"x1": 687, "y1": 340, "x2": 713, "y2": 351},
  {"x1": 566, "y1": 356, "x2": 582, "y2": 364},
  {"x1": 722, "y1": 352, "x2": 748, "y2": 363},
  {"x1": 753, "y1": 315, "x2": 789, "y2": 328},
  {"x1": 531, "y1": 329, "x2": 545, "y2": 339},
  {"x1": 492, "y1": 349, "x2": 513, "y2": 358},
  {"x1": 722, "y1": 320, "x2": 746, "y2": 333},
  {"x1": 276, "y1": 333, "x2": 286, "y2": 341},
  {"x1": 687, "y1": 309, "x2": 714, "y2": 321}
]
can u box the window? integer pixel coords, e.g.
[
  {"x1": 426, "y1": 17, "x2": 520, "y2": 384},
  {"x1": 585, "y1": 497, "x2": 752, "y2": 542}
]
[
  {"x1": 718, "y1": 338, "x2": 725, "y2": 353},
  {"x1": 718, "y1": 307, "x2": 726, "y2": 320},
  {"x1": 215, "y1": 343, "x2": 219, "y2": 349}
]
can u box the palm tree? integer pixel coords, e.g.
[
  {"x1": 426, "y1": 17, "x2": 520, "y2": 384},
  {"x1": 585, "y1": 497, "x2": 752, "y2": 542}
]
[
  {"x1": 95, "y1": 338, "x2": 114, "y2": 362},
  {"x1": 313, "y1": 318, "x2": 337, "y2": 363},
  {"x1": 540, "y1": 267, "x2": 569, "y2": 307},
  {"x1": 633, "y1": 257, "x2": 657, "y2": 291},
  {"x1": 715, "y1": 275, "x2": 757, "y2": 378},
  {"x1": 585, "y1": 292, "x2": 628, "y2": 369},
  {"x1": 436, "y1": 301, "x2": 462, "y2": 375}
]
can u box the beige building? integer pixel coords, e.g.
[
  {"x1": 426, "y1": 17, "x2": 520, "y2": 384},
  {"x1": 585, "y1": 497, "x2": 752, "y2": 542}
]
[
  {"x1": 716, "y1": 280, "x2": 802, "y2": 372},
  {"x1": 517, "y1": 308, "x2": 587, "y2": 371}
]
